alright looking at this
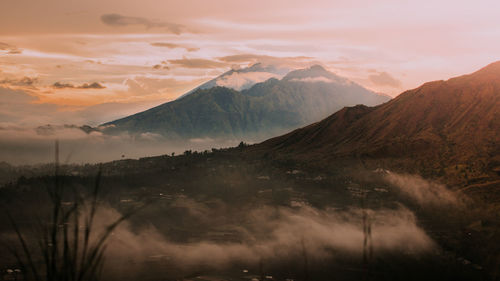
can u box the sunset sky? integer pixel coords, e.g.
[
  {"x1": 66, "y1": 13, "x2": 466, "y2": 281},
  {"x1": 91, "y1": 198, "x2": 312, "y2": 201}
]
[{"x1": 1, "y1": 0, "x2": 500, "y2": 126}]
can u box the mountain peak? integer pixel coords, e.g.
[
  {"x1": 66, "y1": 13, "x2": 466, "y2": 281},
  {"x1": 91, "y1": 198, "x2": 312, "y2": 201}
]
[
  {"x1": 103, "y1": 60, "x2": 389, "y2": 140},
  {"x1": 309, "y1": 64, "x2": 327, "y2": 72},
  {"x1": 283, "y1": 64, "x2": 346, "y2": 84},
  {"x1": 176, "y1": 63, "x2": 287, "y2": 99}
]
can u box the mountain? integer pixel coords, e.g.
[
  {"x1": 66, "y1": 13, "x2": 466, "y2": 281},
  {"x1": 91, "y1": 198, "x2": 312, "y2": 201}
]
[
  {"x1": 253, "y1": 62, "x2": 500, "y2": 183},
  {"x1": 102, "y1": 65, "x2": 390, "y2": 140},
  {"x1": 176, "y1": 63, "x2": 289, "y2": 99}
]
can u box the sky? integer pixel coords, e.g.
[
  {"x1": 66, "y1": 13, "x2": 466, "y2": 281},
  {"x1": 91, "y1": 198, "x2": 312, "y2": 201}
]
[{"x1": 1, "y1": 0, "x2": 500, "y2": 127}]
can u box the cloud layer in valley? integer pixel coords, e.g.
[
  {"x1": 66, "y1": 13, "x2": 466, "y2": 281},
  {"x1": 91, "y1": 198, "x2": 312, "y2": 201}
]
[
  {"x1": 382, "y1": 171, "x2": 465, "y2": 207},
  {"x1": 0, "y1": 125, "x2": 242, "y2": 164},
  {"x1": 86, "y1": 202, "x2": 436, "y2": 278}
]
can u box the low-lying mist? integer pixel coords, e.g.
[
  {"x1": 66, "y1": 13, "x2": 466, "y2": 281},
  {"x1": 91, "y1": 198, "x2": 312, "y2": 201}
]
[
  {"x1": 382, "y1": 171, "x2": 466, "y2": 207},
  {"x1": 0, "y1": 125, "x2": 243, "y2": 164},
  {"x1": 1, "y1": 162, "x2": 484, "y2": 280},
  {"x1": 93, "y1": 200, "x2": 435, "y2": 276}
]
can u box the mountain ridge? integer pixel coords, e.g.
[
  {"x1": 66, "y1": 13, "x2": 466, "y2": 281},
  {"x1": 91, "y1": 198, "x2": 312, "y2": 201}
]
[
  {"x1": 250, "y1": 61, "x2": 500, "y2": 183},
  {"x1": 102, "y1": 64, "x2": 390, "y2": 140}
]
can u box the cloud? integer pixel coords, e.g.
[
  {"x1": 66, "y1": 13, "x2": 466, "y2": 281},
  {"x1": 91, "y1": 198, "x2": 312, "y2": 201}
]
[
  {"x1": 217, "y1": 54, "x2": 318, "y2": 70},
  {"x1": 0, "y1": 86, "x2": 151, "y2": 128},
  {"x1": 382, "y1": 171, "x2": 465, "y2": 207},
  {"x1": 52, "y1": 82, "x2": 76, "y2": 89},
  {"x1": 2, "y1": 190, "x2": 437, "y2": 279},
  {"x1": 0, "y1": 77, "x2": 38, "y2": 87},
  {"x1": 0, "y1": 42, "x2": 22, "y2": 54},
  {"x1": 167, "y1": 57, "x2": 227, "y2": 69},
  {"x1": 0, "y1": 124, "x2": 240, "y2": 164},
  {"x1": 100, "y1": 13, "x2": 185, "y2": 34},
  {"x1": 150, "y1": 42, "x2": 199, "y2": 52},
  {"x1": 85, "y1": 202, "x2": 435, "y2": 278},
  {"x1": 152, "y1": 61, "x2": 170, "y2": 70},
  {"x1": 368, "y1": 71, "x2": 402, "y2": 88},
  {"x1": 53, "y1": 82, "x2": 105, "y2": 89},
  {"x1": 218, "y1": 54, "x2": 278, "y2": 63},
  {"x1": 218, "y1": 54, "x2": 313, "y2": 63},
  {"x1": 80, "y1": 82, "x2": 105, "y2": 89},
  {"x1": 167, "y1": 54, "x2": 316, "y2": 70}
]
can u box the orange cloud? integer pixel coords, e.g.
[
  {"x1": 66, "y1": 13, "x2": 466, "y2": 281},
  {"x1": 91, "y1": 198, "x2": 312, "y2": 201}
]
[
  {"x1": 52, "y1": 82, "x2": 106, "y2": 89},
  {"x1": 167, "y1": 57, "x2": 228, "y2": 69},
  {"x1": 150, "y1": 42, "x2": 199, "y2": 52},
  {"x1": 101, "y1": 14, "x2": 186, "y2": 34},
  {"x1": 0, "y1": 42, "x2": 22, "y2": 54},
  {"x1": 0, "y1": 76, "x2": 38, "y2": 87},
  {"x1": 368, "y1": 71, "x2": 402, "y2": 88},
  {"x1": 218, "y1": 54, "x2": 315, "y2": 68}
]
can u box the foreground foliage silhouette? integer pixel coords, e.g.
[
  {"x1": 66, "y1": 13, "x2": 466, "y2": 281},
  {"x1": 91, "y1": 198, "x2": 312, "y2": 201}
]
[{"x1": 6, "y1": 142, "x2": 138, "y2": 281}]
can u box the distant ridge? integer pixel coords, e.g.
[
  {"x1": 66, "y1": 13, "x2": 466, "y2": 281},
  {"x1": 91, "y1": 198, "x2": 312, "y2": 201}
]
[{"x1": 102, "y1": 64, "x2": 390, "y2": 140}]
